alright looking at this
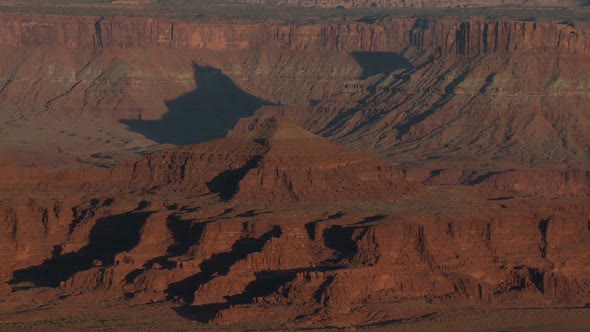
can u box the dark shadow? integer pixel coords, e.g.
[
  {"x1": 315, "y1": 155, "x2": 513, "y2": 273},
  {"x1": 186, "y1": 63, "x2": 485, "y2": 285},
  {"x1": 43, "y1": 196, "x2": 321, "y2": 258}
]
[
  {"x1": 351, "y1": 51, "x2": 413, "y2": 79},
  {"x1": 395, "y1": 70, "x2": 468, "y2": 140},
  {"x1": 166, "y1": 217, "x2": 209, "y2": 257},
  {"x1": 236, "y1": 210, "x2": 272, "y2": 218},
  {"x1": 313, "y1": 275, "x2": 335, "y2": 303},
  {"x1": 357, "y1": 313, "x2": 437, "y2": 328},
  {"x1": 124, "y1": 217, "x2": 210, "y2": 286},
  {"x1": 121, "y1": 63, "x2": 272, "y2": 145},
  {"x1": 322, "y1": 225, "x2": 359, "y2": 262},
  {"x1": 538, "y1": 219, "x2": 550, "y2": 259},
  {"x1": 206, "y1": 156, "x2": 262, "y2": 201},
  {"x1": 173, "y1": 303, "x2": 226, "y2": 323},
  {"x1": 354, "y1": 214, "x2": 386, "y2": 225},
  {"x1": 170, "y1": 269, "x2": 292, "y2": 324},
  {"x1": 304, "y1": 212, "x2": 345, "y2": 240},
  {"x1": 10, "y1": 211, "x2": 152, "y2": 288},
  {"x1": 480, "y1": 74, "x2": 496, "y2": 94},
  {"x1": 224, "y1": 270, "x2": 299, "y2": 304},
  {"x1": 173, "y1": 267, "x2": 340, "y2": 323},
  {"x1": 488, "y1": 196, "x2": 515, "y2": 201},
  {"x1": 429, "y1": 169, "x2": 443, "y2": 177},
  {"x1": 166, "y1": 226, "x2": 282, "y2": 302},
  {"x1": 318, "y1": 52, "x2": 413, "y2": 138},
  {"x1": 355, "y1": 15, "x2": 385, "y2": 24},
  {"x1": 468, "y1": 171, "x2": 505, "y2": 185}
]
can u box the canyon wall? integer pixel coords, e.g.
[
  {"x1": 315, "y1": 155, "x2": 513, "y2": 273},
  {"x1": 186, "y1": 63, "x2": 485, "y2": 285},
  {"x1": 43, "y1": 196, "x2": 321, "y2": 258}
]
[
  {"x1": 1, "y1": 12, "x2": 589, "y2": 166},
  {"x1": 1, "y1": 11, "x2": 588, "y2": 176},
  {"x1": 5, "y1": 184, "x2": 589, "y2": 326},
  {"x1": 0, "y1": 14, "x2": 588, "y2": 55}
]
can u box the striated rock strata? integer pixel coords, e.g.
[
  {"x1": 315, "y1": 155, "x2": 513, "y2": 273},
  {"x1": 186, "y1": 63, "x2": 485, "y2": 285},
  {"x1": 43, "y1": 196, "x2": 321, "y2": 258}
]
[{"x1": 1, "y1": 119, "x2": 589, "y2": 327}]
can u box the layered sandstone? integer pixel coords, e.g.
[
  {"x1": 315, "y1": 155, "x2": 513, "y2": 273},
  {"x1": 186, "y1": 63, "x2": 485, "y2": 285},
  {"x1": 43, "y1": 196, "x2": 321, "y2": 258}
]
[
  {"x1": 5, "y1": 185, "x2": 589, "y2": 327},
  {"x1": 232, "y1": 117, "x2": 409, "y2": 202},
  {"x1": 1, "y1": 13, "x2": 589, "y2": 170},
  {"x1": 0, "y1": 14, "x2": 590, "y2": 171},
  {"x1": 1, "y1": 118, "x2": 589, "y2": 328},
  {"x1": 0, "y1": 14, "x2": 588, "y2": 55},
  {"x1": 1, "y1": 10, "x2": 590, "y2": 329}
]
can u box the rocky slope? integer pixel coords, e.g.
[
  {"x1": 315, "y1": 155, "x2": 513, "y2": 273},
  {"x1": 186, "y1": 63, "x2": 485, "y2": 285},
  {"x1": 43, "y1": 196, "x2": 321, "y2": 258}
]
[{"x1": 0, "y1": 13, "x2": 589, "y2": 167}]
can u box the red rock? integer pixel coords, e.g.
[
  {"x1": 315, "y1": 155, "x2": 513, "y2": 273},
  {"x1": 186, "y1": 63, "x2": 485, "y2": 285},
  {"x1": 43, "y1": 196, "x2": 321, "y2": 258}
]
[
  {"x1": 232, "y1": 117, "x2": 409, "y2": 202},
  {"x1": 0, "y1": 10, "x2": 589, "y2": 330}
]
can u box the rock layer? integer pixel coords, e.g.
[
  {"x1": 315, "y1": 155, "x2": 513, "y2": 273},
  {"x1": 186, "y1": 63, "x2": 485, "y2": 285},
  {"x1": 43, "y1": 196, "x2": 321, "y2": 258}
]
[
  {"x1": 2, "y1": 119, "x2": 590, "y2": 327},
  {"x1": 1, "y1": 13, "x2": 589, "y2": 169},
  {"x1": 1, "y1": 11, "x2": 590, "y2": 329},
  {"x1": 0, "y1": 14, "x2": 588, "y2": 55}
]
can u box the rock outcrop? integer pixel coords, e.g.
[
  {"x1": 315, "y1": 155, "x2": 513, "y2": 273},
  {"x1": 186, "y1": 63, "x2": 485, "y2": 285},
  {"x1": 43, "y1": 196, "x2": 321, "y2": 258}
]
[
  {"x1": 2, "y1": 116, "x2": 589, "y2": 327},
  {"x1": 6, "y1": 185, "x2": 589, "y2": 327},
  {"x1": 232, "y1": 117, "x2": 409, "y2": 202}
]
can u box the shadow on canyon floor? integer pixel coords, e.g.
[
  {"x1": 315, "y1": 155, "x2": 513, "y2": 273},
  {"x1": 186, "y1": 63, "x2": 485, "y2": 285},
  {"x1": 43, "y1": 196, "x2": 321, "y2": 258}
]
[
  {"x1": 121, "y1": 63, "x2": 272, "y2": 145},
  {"x1": 10, "y1": 212, "x2": 152, "y2": 288},
  {"x1": 166, "y1": 226, "x2": 283, "y2": 303},
  {"x1": 315, "y1": 51, "x2": 414, "y2": 137},
  {"x1": 171, "y1": 267, "x2": 340, "y2": 323},
  {"x1": 122, "y1": 54, "x2": 411, "y2": 145},
  {"x1": 351, "y1": 51, "x2": 413, "y2": 79}
]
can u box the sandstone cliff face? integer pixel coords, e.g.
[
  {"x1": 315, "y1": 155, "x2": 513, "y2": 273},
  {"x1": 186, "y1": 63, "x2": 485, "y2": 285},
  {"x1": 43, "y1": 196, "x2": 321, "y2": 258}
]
[
  {"x1": 1, "y1": 9, "x2": 589, "y2": 329},
  {"x1": 8, "y1": 188, "x2": 588, "y2": 326},
  {"x1": 1, "y1": 13, "x2": 589, "y2": 169},
  {"x1": 232, "y1": 117, "x2": 409, "y2": 202},
  {"x1": 403, "y1": 167, "x2": 590, "y2": 198},
  {"x1": 2, "y1": 118, "x2": 589, "y2": 326},
  {"x1": 0, "y1": 14, "x2": 587, "y2": 55},
  {"x1": 0, "y1": 119, "x2": 406, "y2": 278},
  {"x1": 0, "y1": 118, "x2": 409, "y2": 202},
  {"x1": 235, "y1": 45, "x2": 590, "y2": 166}
]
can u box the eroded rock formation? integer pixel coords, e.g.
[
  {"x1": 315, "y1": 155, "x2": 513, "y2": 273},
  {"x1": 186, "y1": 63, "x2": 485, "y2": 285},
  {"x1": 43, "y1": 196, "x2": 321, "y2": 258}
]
[
  {"x1": 1, "y1": 119, "x2": 589, "y2": 327},
  {"x1": 1, "y1": 12, "x2": 588, "y2": 169},
  {"x1": 1, "y1": 10, "x2": 590, "y2": 329}
]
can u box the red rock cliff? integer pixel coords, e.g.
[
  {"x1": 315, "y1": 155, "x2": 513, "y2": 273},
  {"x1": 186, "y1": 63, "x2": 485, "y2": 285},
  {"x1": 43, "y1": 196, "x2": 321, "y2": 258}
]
[{"x1": 0, "y1": 13, "x2": 588, "y2": 55}]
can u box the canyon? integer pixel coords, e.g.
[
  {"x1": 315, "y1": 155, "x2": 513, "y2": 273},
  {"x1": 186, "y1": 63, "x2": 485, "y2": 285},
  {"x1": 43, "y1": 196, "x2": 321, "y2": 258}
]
[{"x1": 0, "y1": 3, "x2": 589, "y2": 330}]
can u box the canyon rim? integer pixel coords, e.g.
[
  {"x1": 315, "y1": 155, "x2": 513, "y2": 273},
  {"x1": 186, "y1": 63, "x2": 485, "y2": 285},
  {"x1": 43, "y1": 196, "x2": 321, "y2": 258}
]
[{"x1": 0, "y1": 0, "x2": 590, "y2": 331}]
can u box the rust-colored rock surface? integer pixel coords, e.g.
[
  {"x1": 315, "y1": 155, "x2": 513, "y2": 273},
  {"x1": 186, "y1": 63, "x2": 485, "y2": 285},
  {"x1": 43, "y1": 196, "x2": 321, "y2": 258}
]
[
  {"x1": 1, "y1": 6, "x2": 590, "y2": 331},
  {"x1": 2, "y1": 118, "x2": 589, "y2": 329},
  {"x1": 2, "y1": 12, "x2": 588, "y2": 169}
]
